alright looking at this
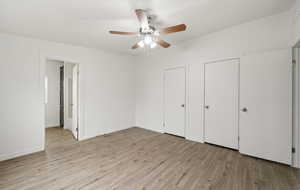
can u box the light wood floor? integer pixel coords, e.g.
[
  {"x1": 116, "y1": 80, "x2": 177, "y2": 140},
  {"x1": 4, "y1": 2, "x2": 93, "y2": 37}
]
[{"x1": 0, "y1": 127, "x2": 299, "y2": 190}]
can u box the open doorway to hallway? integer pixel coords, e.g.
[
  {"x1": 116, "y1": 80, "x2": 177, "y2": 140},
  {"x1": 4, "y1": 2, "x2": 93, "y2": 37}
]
[{"x1": 44, "y1": 59, "x2": 79, "y2": 147}]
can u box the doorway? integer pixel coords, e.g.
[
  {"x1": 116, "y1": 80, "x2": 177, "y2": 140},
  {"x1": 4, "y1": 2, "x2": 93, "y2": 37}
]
[
  {"x1": 59, "y1": 66, "x2": 64, "y2": 127},
  {"x1": 45, "y1": 59, "x2": 79, "y2": 142}
]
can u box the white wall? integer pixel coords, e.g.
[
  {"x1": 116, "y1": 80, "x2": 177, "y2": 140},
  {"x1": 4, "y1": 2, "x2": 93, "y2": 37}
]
[
  {"x1": 45, "y1": 60, "x2": 63, "y2": 128},
  {"x1": 134, "y1": 11, "x2": 293, "y2": 142},
  {"x1": 292, "y1": 0, "x2": 300, "y2": 45},
  {"x1": 0, "y1": 33, "x2": 135, "y2": 161}
]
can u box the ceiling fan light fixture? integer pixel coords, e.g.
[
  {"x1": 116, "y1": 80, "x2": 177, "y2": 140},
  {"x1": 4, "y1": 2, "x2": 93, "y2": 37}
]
[
  {"x1": 138, "y1": 41, "x2": 145, "y2": 48},
  {"x1": 144, "y1": 35, "x2": 152, "y2": 45},
  {"x1": 150, "y1": 42, "x2": 157, "y2": 49},
  {"x1": 153, "y1": 31, "x2": 160, "y2": 36}
]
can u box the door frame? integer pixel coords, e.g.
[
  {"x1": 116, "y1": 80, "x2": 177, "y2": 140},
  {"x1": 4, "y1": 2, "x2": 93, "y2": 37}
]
[
  {"x1": 63, "y1": 62, "x2": 79, "y2": 140},
  {"x1": 71, "y1": 64, "x2": 79, "y2": 140},
  {"x1": 163, "y1": 66, "x2": 187, "y2": 137},
  {"x1": 59, "y1": 66, "x2": 64, "y2": 128},
  {"x1": 203, "y1": 58, "x2": 240, "y2": 149},
  {"x1": 292, "y1": 43, "x2": 300, "y2": 168},
  {"x1": 40, "y1": 55, "x2": 81, "y2": 146}
]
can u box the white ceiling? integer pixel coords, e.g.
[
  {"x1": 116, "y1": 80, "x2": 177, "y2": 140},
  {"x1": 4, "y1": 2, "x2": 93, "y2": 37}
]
[{"x1": 0, "y1": 0, "x2": 295, "y2": 54}]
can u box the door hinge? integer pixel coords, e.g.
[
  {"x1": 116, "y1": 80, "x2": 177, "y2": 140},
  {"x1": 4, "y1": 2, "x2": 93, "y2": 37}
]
[
  {"x1": 293, "y1": 60, "x2": 296, "y2": 65},
  {"x1": 292, "y1": 147, "x2": 296, "y2": 153},
  {"x1": 238, "y1": 136, "x2": 240, "y2": 141},
  {"x1": 76, "y1": 127, "x2": 78, "y2": 132},
  {"x1": 163, "y1": 123, "x2": 165, "y2": 127}
]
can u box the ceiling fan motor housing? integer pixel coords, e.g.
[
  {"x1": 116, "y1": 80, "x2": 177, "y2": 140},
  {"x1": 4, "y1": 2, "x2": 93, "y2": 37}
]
[{"x1": 139, "y1": 26, "x2": 156, "y2": 35}]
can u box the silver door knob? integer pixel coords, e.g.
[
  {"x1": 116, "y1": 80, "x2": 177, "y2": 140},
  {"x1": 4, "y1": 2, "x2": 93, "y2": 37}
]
[
  {"x1": 241, "y1": 108, "x2": 248, "y2": 112},
  {"x1": 181, "y1": 104, "x2": 185, "y2": 108},
  {"x1": 205, "y1": 105, "x2": 209, "y2": 109}
]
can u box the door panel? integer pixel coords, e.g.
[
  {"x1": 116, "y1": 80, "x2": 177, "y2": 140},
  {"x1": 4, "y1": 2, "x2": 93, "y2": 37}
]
[
  {"x1": 188, "y1": 63, "x2": 205, "y2": 142},
  {"x1": 164, "y1": 67, "x2": 186, "y2": 137},
  {"x1": 204, "y1": 59, "x2": 239, "y2": 149},
  {"x1": 240, "y1": 49, "x2": 292, "y2": 165},
  {"x1": 72, "y1": 65, "x2": 78, "y2": 140}
]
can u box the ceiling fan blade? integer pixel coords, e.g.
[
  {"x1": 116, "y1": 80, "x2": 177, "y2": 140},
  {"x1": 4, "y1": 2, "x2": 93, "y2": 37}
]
[
  {"x1": 155, "y1": 39, "x2": 171, "y2": 48},
  {"x1": 158, "y1": 24, "x2": 187, "y2": 35},
  {"x1": 132, "y1": 43, "x2": 140, "y2": 49},
  {"x1": 135, "y1": 9, "x2": 149, "y2": 29},
  {"x1": 109, "y1": 31, "x2": 138, "y2": 35}
]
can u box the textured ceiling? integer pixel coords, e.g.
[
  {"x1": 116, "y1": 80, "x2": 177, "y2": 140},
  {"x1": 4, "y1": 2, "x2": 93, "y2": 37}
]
[{"x1": 0, "y1": 0, "x2": 295, "y2": 54}]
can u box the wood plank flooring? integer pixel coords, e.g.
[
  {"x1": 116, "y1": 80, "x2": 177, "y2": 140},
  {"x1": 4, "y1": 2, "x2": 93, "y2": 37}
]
[{"x1": 0, "y1": 127, "x2": 299, "y2": 190}]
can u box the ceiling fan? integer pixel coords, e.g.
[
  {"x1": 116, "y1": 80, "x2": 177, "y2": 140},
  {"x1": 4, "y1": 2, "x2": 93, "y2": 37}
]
[{"x1": 109, "y1": 9, "x2": 187, "y2": 50}]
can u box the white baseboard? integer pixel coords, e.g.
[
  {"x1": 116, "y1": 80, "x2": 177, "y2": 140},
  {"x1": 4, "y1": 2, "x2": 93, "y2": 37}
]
[
  {"x1": 79, "y1": 126, "x2": 135, "y2": 141},
  {"x1": 136, "y1": 126, "x2": 164, "y2": 134},
  {"x1": 186, "y1": 136, "x2": 204, "y2": 143},
  {"x1": 46, "y1": 124, "x2": 60, "y2": 128},
  {"x1": 0, "y1": 145, "x2": 44, "y2": 162},
  {"x1": 137, "y1": 125, "x2": 205, "y2": 143}
]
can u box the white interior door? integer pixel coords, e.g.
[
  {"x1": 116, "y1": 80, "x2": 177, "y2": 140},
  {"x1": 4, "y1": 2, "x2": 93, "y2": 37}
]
[
  {"x1": 63, "y1": 63, "x2": 74, "y2": 131},
  {"x1": 164, "y1": 67, "x2": 186, "y2": 137},
  {"x1": 204, "y1": 59, "x2": 239, "y2": 149},
  {"x1": 240, "y1": 49, "x2": 292, "y2": 165},
  {"x1": 72, "y1": 65, "x2": 78, "y2": 140}
]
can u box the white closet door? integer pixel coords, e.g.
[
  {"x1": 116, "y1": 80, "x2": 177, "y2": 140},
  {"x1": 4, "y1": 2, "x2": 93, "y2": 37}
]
[
  {"x1": 188, "y1": 63, "x2": 205, "y2": 142},
  {"x1": 240, "y1": 49, "x2": 292, "y2": 165},
  {"x1": 204, "y1": 59, "x2": 239, "y2": 149},
  {"x1": 164, "y1": 67, "x2": 186, "y2": 137}
]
